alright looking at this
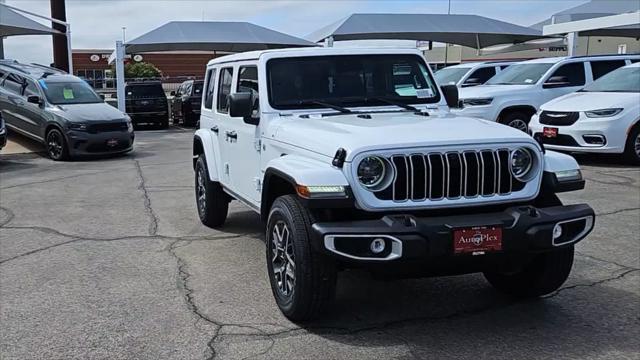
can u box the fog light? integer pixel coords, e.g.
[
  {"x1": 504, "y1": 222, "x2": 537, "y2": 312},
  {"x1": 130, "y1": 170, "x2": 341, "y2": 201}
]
[
  {"x1": 370, "y1": 238, "x2": 386, "y2": 254},
  {"x1": 553, "y1": 224, "x2": 563, "y2": 240}
]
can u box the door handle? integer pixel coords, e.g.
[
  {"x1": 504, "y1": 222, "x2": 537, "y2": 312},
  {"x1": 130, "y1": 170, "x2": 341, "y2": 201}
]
[
  {"x1": 226, "y1": 130, "x2": 238, "y2": 140},
  {"x1": 210, "y1": 125, "x2": 219, "y2": 134}
]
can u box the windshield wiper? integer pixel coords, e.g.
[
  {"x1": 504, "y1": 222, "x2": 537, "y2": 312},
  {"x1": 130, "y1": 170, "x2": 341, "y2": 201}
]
[
  {"x1": 299, "y1": 100, "x2": 352, "y2": 114},
  {"x1": 369, "y1": 96, "x2": 428, "y2": 116}
]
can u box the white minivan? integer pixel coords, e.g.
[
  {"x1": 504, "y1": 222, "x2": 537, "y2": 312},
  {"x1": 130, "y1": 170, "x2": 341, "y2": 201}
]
[
  {"x1": 456, "y1": 54, "x2": 640, "y2": 131},
  {"x1": 530, "y1": 63, "x2": 640, "y2": 164}
]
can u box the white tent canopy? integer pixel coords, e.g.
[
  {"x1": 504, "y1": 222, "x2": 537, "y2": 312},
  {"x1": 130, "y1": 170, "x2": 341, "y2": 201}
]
[
  {"x1": 544, "y1": 11, "x2": 640, "y2": 38},
  {"x1": 0, "y1": 3, "x2": 62, "y2": 59}
]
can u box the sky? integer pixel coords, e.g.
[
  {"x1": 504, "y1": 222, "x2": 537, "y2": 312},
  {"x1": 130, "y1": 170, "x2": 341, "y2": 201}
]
[{"x1": 3, "y1": 0, "x2": 592, "y2": 65}]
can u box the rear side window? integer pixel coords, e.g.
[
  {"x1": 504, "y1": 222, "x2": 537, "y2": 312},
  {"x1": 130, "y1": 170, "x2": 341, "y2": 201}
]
[
  {"x1": 590, "y1": 60, "x2": 626, "y2": 80},
  {"x1": 549, "y1": 62, "x2": 585, "y2": 86},
  {"x1": 204, "y1": 69, "x2": 216, "y2": 109},
  {"x1": 3, "y1": 73, "x2": 26, "y2": 95},
  {"x1": 465, "y1": 67, "x2": 496, "y2": 84},
  {"x1": 217, "y1": 67, "x2": 233, "y2": 113}
]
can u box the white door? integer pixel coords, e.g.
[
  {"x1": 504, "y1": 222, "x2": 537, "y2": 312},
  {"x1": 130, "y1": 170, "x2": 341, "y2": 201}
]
[
  {"x1": 199, "y1": 68, "x2": 225, "y2": 182},
  {"x1": 540, "y1": 62, "x2": 588, "y2": 106},
  {"x1": 226, "y1": 65, "x2": 262, "y2": 203}
]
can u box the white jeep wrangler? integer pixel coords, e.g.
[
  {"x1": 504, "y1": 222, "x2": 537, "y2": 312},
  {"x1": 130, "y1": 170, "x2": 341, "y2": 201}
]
[{"x1": 193, "y1": 48, "x2": 595, "y2": 321}]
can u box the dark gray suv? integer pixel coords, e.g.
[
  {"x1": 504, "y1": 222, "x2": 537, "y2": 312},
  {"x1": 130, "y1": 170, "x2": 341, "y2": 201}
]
[{"x1": 0, "y1": 61, "x2": 134, "y2": 160}]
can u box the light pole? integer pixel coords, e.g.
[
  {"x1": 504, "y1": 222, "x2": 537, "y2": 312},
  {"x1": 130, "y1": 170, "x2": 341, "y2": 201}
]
[{"x1": 443, "y1": 0, "x2": 451, "y2": 67}]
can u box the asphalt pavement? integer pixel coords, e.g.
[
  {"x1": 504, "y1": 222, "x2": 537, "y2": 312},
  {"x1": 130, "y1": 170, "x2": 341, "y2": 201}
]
[{"x1": 0, "y1": 128, "x2": 638, "y2": 360}]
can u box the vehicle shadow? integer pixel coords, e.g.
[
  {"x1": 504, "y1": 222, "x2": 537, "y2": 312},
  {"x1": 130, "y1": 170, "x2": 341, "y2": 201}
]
[
  {"x1": 294, "y1": 271, "x2": 638, "y2": 358},
  {"x1": 572, "y1": 153, "x2": 637, "y2": 168}
]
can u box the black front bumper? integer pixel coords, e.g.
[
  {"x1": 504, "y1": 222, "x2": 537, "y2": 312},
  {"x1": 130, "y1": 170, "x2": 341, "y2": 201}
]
[
  {"x1": 66, "y1": 130, "x2": 135, "y2": 156},
  {"x1": 129, "y1": 111, "x2": 168, "y2": 125},
  {"x1": 311, "y1": 204, "x2": 594, "y2": 273}
]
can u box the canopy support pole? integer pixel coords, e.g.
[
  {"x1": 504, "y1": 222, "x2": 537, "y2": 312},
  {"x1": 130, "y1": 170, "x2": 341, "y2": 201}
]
[
  {"x1": 475, "y1": 33, "x2": 480, "y2": 56},
  {"x1": 115, "y1": 40, "x2": 126, "y2": 112},
  {"x1": 0, "y1": 37, "x2": 4, "y2": 59},
  {"x1": 567, "y1": 32, "x2": 578, "y2": 56}
]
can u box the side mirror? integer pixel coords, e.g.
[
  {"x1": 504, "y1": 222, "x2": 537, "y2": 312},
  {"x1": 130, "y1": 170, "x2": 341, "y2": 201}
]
[
  {"x1": 229, "y1": 92, "x2": 259, "y2": 125},
  {"x1": 462, "y1": 78, "x2": 482, "y2": 87},
  {"x1": 27, "y1": 95, "x2": 42, "y2": 105},
  {"x1": 440, "y1": 85, "x2": 460, "y2": 109},
  {"x1": 543, "y1": 76, "x2": 570, "y2": 88}
]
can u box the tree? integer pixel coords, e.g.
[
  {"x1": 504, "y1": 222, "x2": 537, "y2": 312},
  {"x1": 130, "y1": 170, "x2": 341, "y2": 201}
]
[{"x1": 115, "y1": 62, "x2": 162, "y2": 79}]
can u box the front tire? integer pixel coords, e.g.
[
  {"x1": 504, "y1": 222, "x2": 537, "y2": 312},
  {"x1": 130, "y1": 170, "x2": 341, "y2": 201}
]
[
  {"x1": 500, "y1": 111, "x2": 530, "y2": 132},
  {"x1": 266, "y1": 195, "x2": 337, "y2": 321},
  {"x1": 623, "y1": 125, "x2": 640, "y2": 165},
  {"x1": 484, "y1": 245, "x2": 574, "y2": 297},
  {"x1": 195, "y1": 156, "x2": 228, "y2": 228},
  {"x1": 46, "y1": 128, "x2": 69, "y2": 161}
]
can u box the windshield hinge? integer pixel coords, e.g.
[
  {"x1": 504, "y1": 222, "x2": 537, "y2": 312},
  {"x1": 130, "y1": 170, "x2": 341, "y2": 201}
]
[{"x1": 254, "y1": 138, "x2": 262, "y2": 152}]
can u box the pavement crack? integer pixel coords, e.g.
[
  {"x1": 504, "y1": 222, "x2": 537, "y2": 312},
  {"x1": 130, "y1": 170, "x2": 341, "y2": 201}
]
[
  {"x1": 544, "y1": 268, "x2": 640, "y2": 298},
  {"x1": 134, "y1": 159, "x2": 160, "y2": 236},
  {"x1": 576, "y1": 251, "x2": 639, "y2": 271},
  {"x1": 596, "y1": 207, "x2": 640, "y2": 217}
]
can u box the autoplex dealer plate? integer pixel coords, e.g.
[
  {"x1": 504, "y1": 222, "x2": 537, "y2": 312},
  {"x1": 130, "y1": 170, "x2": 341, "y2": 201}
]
[{"x1": 453, "y1": 226, "x2": 502, "y2": 255}]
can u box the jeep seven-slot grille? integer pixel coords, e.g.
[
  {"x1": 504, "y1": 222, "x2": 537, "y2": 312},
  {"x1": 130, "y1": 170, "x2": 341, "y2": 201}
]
[{"x1": 374, "y1": 149, "x2": 526, "y2": 202}]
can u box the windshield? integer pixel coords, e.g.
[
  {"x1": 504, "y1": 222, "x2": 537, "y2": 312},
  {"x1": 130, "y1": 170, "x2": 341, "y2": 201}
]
[
  {"x1": 40, "y1": 80, "x2": 102, "y2": 105},
  {"x1": 435, "y1": 67, "x2": 471, "y2": 85},
  {"x1": 267, "y1": 54, "x2": 440, "y2": 110},
  {"x1": 125, "y1": 84, "x2": 165, "y2": 98},
  {"x1": 582, "y1": 66, "x2": 640, "y2": 93},
  {"x1": 486, "y1": 63, "x2": 554, "y2": 85}
]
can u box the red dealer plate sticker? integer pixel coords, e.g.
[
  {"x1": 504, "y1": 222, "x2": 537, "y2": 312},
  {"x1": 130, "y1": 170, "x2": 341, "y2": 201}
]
[
  {"x1": 453, "y1": 226, "x2": 502, "y2": 254},
  {"x1": 543, "y1": 127, "x2": 558, "y2": 138}
]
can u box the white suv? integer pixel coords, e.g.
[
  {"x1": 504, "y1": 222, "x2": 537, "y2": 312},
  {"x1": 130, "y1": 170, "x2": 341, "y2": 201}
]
[
  {"x1": 435, "y1": 61, "x2": 513, "y2": 88},
  {"x1": 456, "y1": 55, "x2": 639, "y2": 131},
  {"x1": 193, "y1": 47, "x2": 594, "y2": 321},
  {"x1": 530, "y1": 63, "x2": 640, "y2": 164}
]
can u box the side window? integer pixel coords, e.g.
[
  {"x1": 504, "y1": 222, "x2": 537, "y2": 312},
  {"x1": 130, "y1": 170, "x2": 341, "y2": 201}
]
[
  {"x1": 590, "y1": 60, "x2": 626, "y2": 80},
  {"x1": 204, "y1": 68, "x2": 216, "y2": 110},
  {"x1": 184, "y1": 83, "x2": 193, "y2": 96},
  {"x1": 631, "y1": 59, "x2": 640, "y2": 64},
  {"x1": 465, "y1": 67, "x2": 496, "y2": 84},
  {"x1": 237, "y1": 66, "x2": 259, "y2": 118},
  {"x1": 24, "y1": 80, "x2": 40, "y2": 97},
  {"x1": 500, "y1": 65, "x2": 511, "y2": 70},
  {"x1": 176, "y1": 84, "x2": 184, "y2": 96},
  {"x1": 548, "y1": 62, "x2": 585, "y2": 87},
  {"x1": 217, "y1": 67, "x2": 233, "y2": 113},
  {"x1": 0, "y1": 69, "x2": 7, "y2": 87},
  {"x1": 3, "y1": 73, "x2": 26, "y2": 95}
]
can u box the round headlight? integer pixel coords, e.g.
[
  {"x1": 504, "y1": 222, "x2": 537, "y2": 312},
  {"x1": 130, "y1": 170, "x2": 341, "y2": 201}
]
[
  {"x1": 510, "y1": 148, "x2": 533, "y2": 180},
  {"x1": 357, "y1": 156, "x2": 386, "y2": 189}
]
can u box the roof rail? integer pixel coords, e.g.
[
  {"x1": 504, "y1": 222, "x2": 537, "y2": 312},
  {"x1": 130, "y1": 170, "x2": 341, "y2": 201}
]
[
  {"x1": 569, "y1": 53, "x2": 640, "y2": 59},
  {"x1": 29, "y1": 63, "x2": 67, "y2": 74},
  {"x1": 0, "y1": 63, "x2": 29, "y2": 75}
]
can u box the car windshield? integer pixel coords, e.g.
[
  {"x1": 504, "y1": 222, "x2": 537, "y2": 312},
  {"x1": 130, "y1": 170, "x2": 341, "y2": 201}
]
[
  {"x1": 125, "y1": 84, "x2": 165, "y2": 98},
  {"x1": 581, "y1": 66, "x2": 640, "y2": 93},
  {"x1": 267, "y1": 54, "x2": 440, "y2": 110},
  {"x1": 486, "y1": 63, "x2": 554, "y2": 85},
  {"x1": 40, "y1": 80, "x2": 103, "y2": 105},
  {"x1": 434, "y1": 67, "x2": 471, "y2": 85}
]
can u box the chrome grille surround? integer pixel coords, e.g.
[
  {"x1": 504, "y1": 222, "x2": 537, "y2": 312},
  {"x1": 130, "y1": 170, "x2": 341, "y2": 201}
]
[{"x1": 347, "y1": 143, "x2": 543, "y2": 212}]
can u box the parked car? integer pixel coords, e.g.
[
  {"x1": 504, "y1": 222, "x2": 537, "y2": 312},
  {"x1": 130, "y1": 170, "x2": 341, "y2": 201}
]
[
  {"x1": 171, "y1": 80, "x2": 203, "y2": 126},
  {"x1": 193, "y1": 47, "x2": 594, "y2": 321},
  {"x1": 0, "y1": 60, "x2": 134, "y2": 160},
  {"x1": 530, "y1": 63, "x2": 640, "y2": 164},
  {"x1": 125, "y1": 80, "x2": 169, "y2": 128},
  {"x1": 434, "y1": 61, "x2": 513, "y2": 88},
  {"x1": 0, "y1": 112, "x2": 6, "y2": 151},
  {"x1": 456, "y1": 54, "x2": 639, "y2": 131}
]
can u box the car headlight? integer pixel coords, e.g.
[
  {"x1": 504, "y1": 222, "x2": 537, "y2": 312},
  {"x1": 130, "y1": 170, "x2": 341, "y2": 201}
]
[
  {"x1": 68, "y1": 122, "x2": 88, "y2": 131},
  {"x1": 509, "y1": 148, "x2": 534, "y2": 180},
  {"x1": 357, "y1": 156, "x2": 390, "y2": 190},
  {"x1": 462, "y1": 98, "x2": 493, "y2": 106},
  {"x1": 585, "y1": 108, "x2": 623, "y2": 118}
]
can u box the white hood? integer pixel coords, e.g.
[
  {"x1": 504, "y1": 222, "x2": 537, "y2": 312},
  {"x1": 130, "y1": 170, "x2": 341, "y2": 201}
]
[
  {"x1": 272, "y1": 111, "x2": 538, "y2": 161},
  {"x1": 541, "y1": 91, "x2": 640, "y2": 112},
  {"x1": 459, "y1": 84, "x2": 536, "y2": 99}
]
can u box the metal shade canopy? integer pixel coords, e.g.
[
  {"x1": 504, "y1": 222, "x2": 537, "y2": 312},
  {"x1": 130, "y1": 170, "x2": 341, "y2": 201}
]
[
  {"x1": 307, "y1": 13, "x2": 546, "y2": 49},
  {"x1": 125, "y1": 21, "x2": 316, "y2": 53},
  {"x1": 0, "y1": 4, "x2": 62, "y2": 36}
]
